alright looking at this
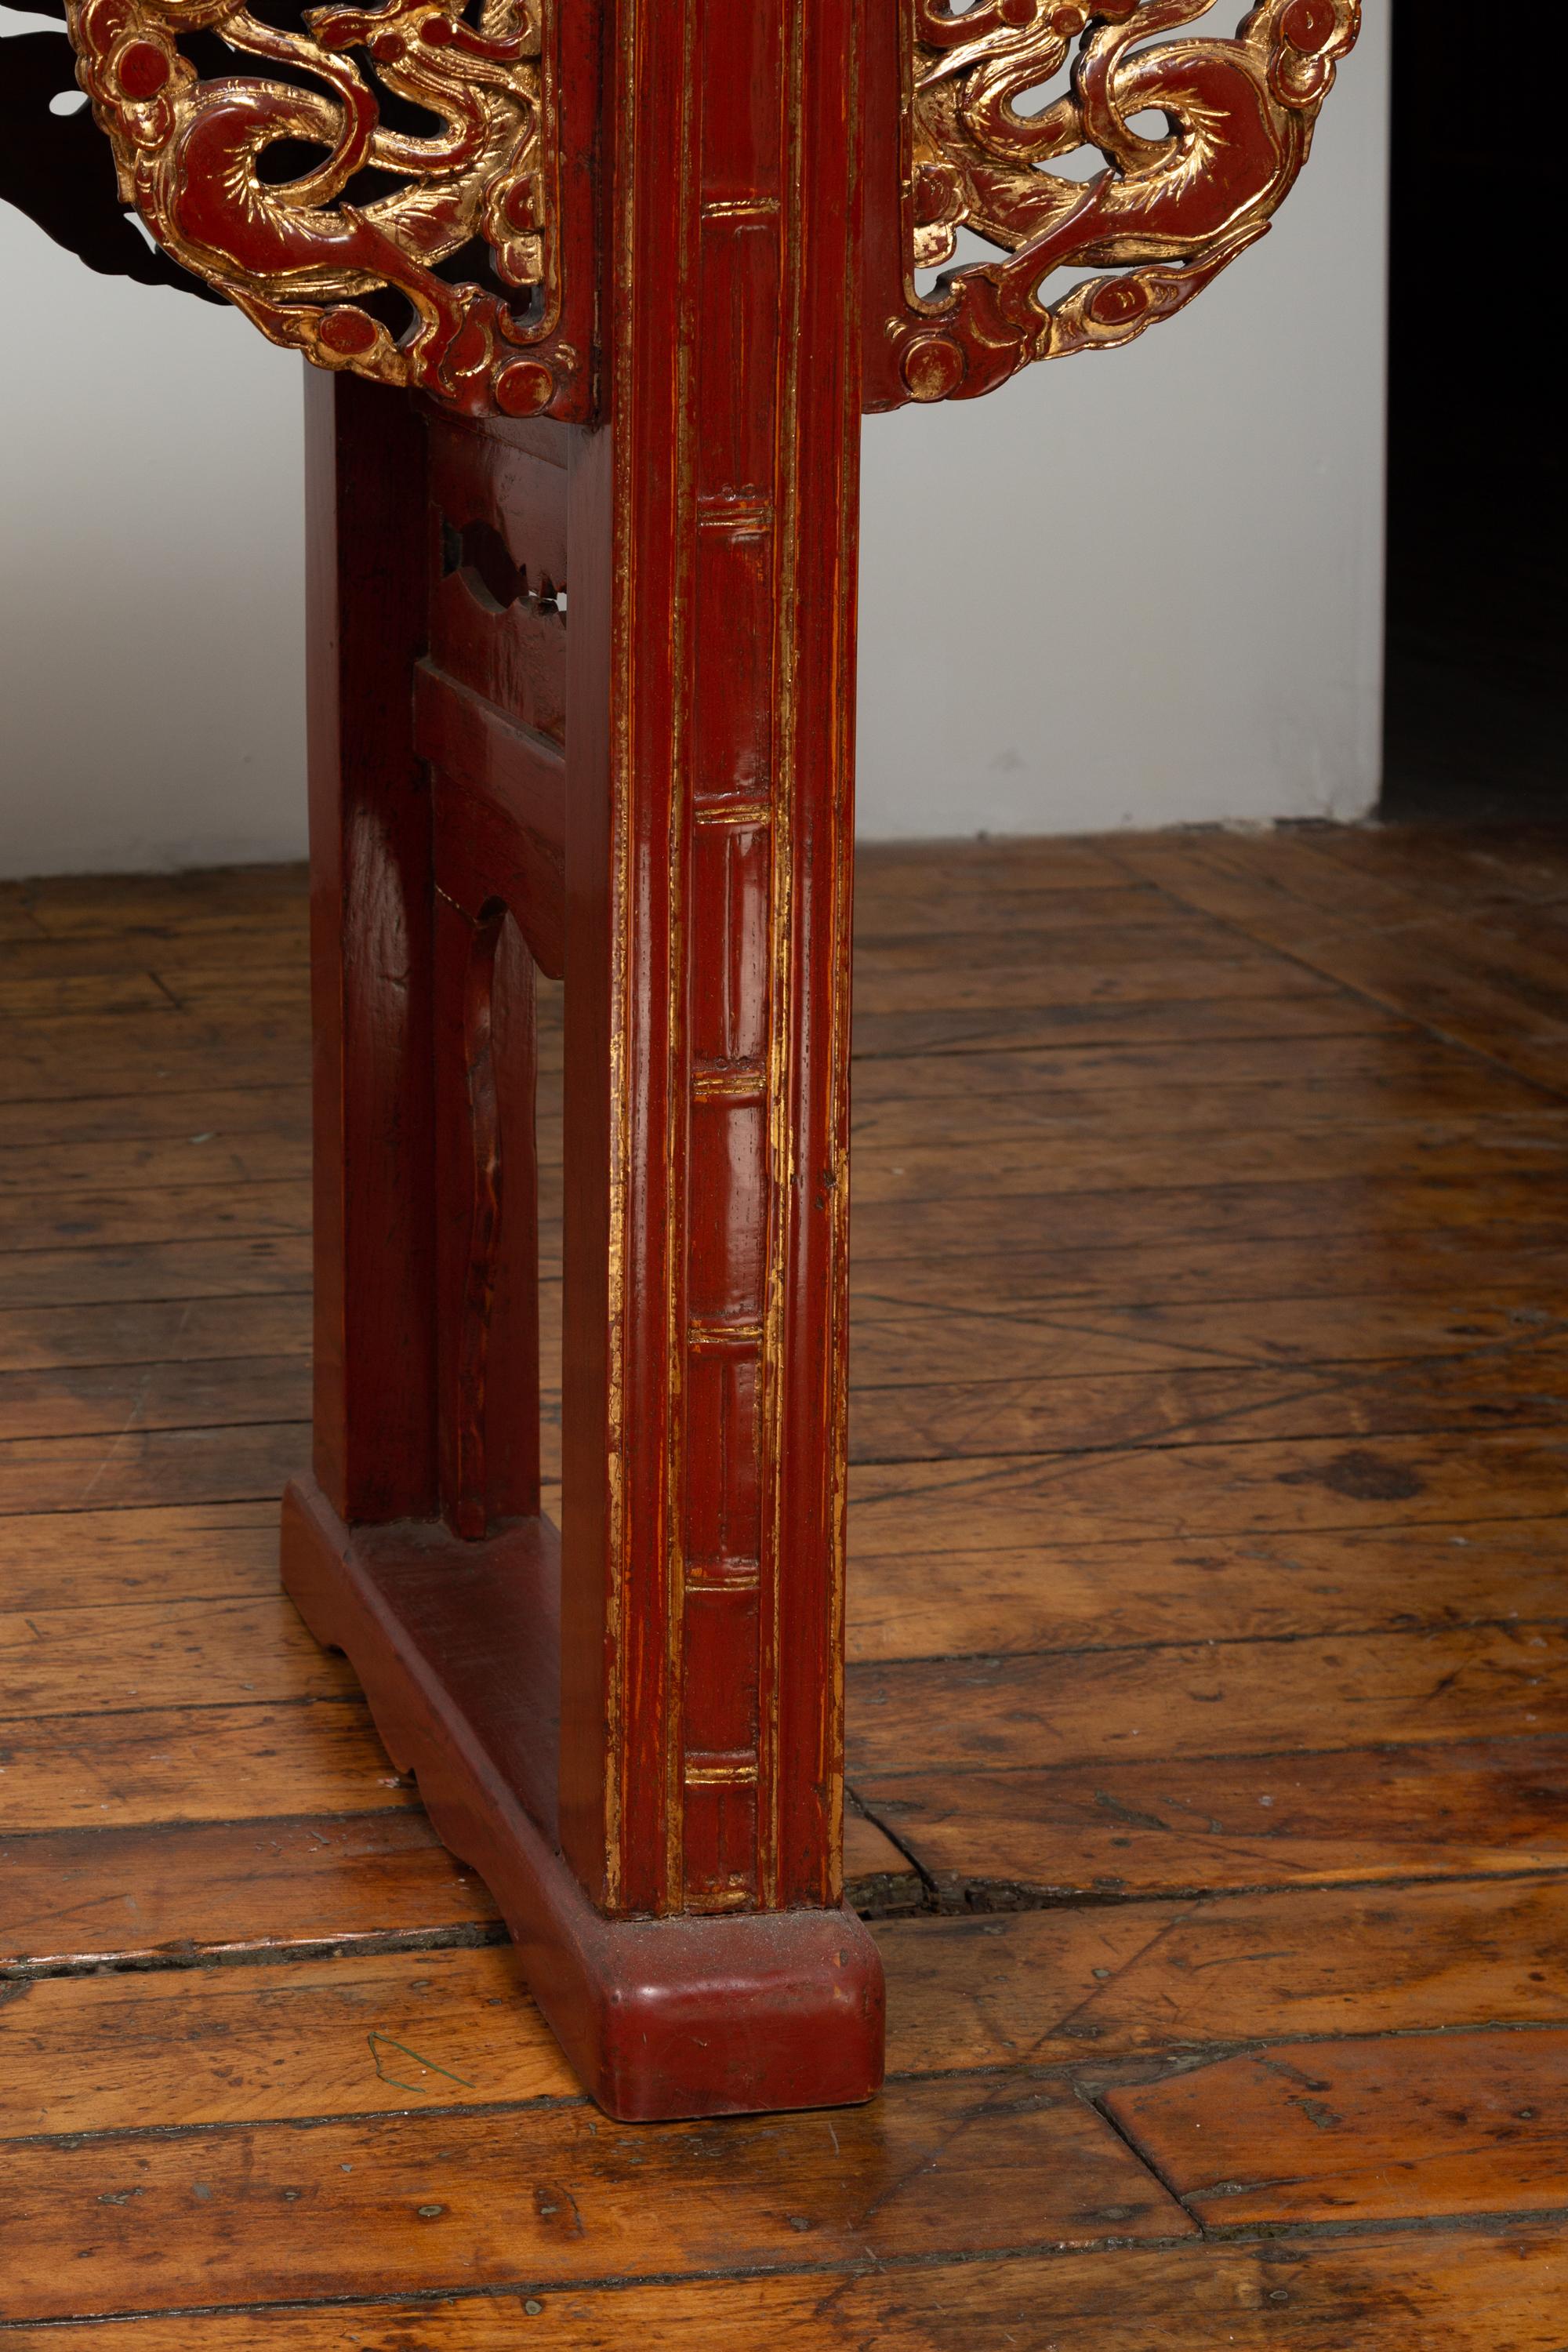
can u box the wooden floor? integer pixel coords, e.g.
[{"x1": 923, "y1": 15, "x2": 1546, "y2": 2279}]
[{"x1": 3, "y1": 820, "x2": 1568, "y2": 2345}]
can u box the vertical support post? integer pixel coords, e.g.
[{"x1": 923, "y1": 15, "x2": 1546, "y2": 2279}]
[
  {"x1": 284, "y1": 8, "x2": 883, "y2": 2119},
  {"x1": 303, "y1": 369, "x2": 437, "y2": 1527},
  {"x1": 560, "y1": 0, "x2": 864, "y2": 1922}
]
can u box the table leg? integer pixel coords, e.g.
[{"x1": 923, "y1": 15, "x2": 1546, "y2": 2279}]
[{"x1": 283, "y1": 0, "x2": 882, "y2": 2122}]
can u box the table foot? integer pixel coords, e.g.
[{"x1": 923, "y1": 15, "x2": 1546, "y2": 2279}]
[{"x1": 281, "y1": 1479, "x2": 885, "y2": 2122}]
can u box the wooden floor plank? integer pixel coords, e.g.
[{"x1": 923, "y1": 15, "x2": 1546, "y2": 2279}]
[
  {"x1": 0, "y1": 888, "x2": 45, "y2": 946},
  {"x1": 0, "y1": 1355, "x2": 310, "y2": 1441},
  {"x1": 848, "y1": 1434, "x2": 1568, "y2": 1557},
  {"x1": 852, "y1": 1067, "x2": 1557, "y2": 1142},
  {"x1": 0, "y1": 1502, "x2": 279, "y2": 1613},
  {"x1": 0, "y1": 1294, "x2": 310, "y2": 1377},
  {"x1": 0, "y1": 1085, "x2": 311, "y2": 1158},
  {"x1": 1112, "y1": 836, "x2": 1568, "y2": 1095},
  {"x1": 5, "y1": 840, "x2": 1567, "y2": 2333},
  {"x1": 0, "y1": 1700, "x2": 416, "y2": 1831},
  {"x1": 2, "y1": 2233, "x2": 1560, "y2": 2351},
  {"x1": 0, "y1": 971, "x2": 178, "y2": 1021},
  {"x1": 848, "y1": 1027, "x2": 1479, "y2": 1101},
  {"x1": 856, "y1": 836, "x2": 1131, "y2": 894},
  {"x1": 1103, "y1": 2028, "x2": 1568, "y2": 2226},
  {"x1": 873, "y1": 1875, "x2": 1568, "y2": 2073},
  {"x1": 1, "y1": 1813, "x2": 501, "y2": 1972},
  {"x1": 848, "y1": 1120, "x2": 1568, "y2": 1210},
  {"x1": 0, "y1": 1419, "x2": 307, "y2": 1515},
  {"x1": 0, "y1": 1595, "x2": 357, "y2": 1719},
  {"x1": 849, "y1": 1343, "x2": 1568, "y2": 1464},
  {"x1": 852, "y1": 1225, "x2": 1568, "y2": 1308},
  {"x1": 16, "y1": 866, "x2": 312, "y2": 938},
  {"x1": 0, "y1": 2080, "x2": 1191, "y2": 2324},
  {"x1": 848, "y1": 990, "x2": 1396, "y2": 1064},
  {"x1": 851, "y1": 1738, "x2": 1568, "y2": 1901},
  {"x1": 1305, "y1": 821, "x2": 1568, "y2": 910},
  {"x1": 848, "y1": 1623, "x2": 1568, "y2": 1779},
  {"x1": 0, "y1": 1127, "x2": 309, "y2": 1197},
  {"x1": 0, "y1": 1237, "x2": 313, "y2": 1311},
  {"x1": 854, "y1": 916, "x2": 1243, "y2": 977},
  {"x1": 851, "y1": 1293, "x2": 1566, "y2": 1387},
  {"x1": 0, "y1": 927, "x2": 310, "y2": 983},
  {"x1": 1132, "y1": 829, "x2": 1568, "y2": 1022},
  {"x1": 0, "y1": 1946, "x2": 576, "y2": 2135},
  {"x1": 147, "y1": 968, "x2": 310, "y2": 1018},
  {"x1": 9, "y1": 1875, "x2": 1567, "y2": 2127},
  {"x1": 848, "y1": 1519, "x2": 1568, "y2": 1661},
  {"x1": 851, "y1": 880, "x2": 1221, "y2": 941},
  {"x1": 848, "y1": 1171, "x2": 1566, "y2": 1265},
  {"x1": 0, "y1": 1179, "x2": 311, "y2": 1259},
  {"x1": 0, "y1": 1011, "x2": 307, "y2": 1104}
]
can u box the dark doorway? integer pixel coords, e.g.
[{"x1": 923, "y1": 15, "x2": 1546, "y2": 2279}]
[{"x1": 1381, "y1": 0, "x2": 1563, "y2": 823}]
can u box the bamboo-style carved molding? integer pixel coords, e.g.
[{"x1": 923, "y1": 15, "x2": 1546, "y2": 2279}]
[
  {"x1": 873, "y1": 0, "x2": 1359, "y2": 407},
  {"x1": 64, "y1": 0, "x2": 577, "y2": 416}
]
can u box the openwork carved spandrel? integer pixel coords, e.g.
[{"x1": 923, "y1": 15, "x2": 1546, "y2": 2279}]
[
  {"x1": 870, "y1": 0, "x2": 1359, "y2": 408},
  {"x1": 65, "y1": 0, "x2": 579, "y2": 417}
]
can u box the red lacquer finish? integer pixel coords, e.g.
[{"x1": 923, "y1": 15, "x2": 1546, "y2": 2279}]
[
  {"x1": 67, "y1": 0, "x2": 599, "y2": 420},
  {"x1": 283, "y1": 1482, "x2": 883, "y2": 2122},
  {"x1": 303, "y1": 369, "x2": 437, "y2": 1529},
  {"x1": 557, "y1": 0, "x2": 864, "y2": 1929},
  {"x1": 55, "y1": 0, "x2": 1361, "y2": 2132},
  {"x1": 281, "y1": 0, "x2": 884, "y2": 2120}
]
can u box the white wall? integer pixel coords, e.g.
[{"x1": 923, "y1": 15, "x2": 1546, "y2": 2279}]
[
  {"x1": 0, "y1": 181, "x2": 307, "y2": 877},
  {"x1": 0, "y1": 6, "x2": 1388, "y2": 875},
  {"x1": 857, "y1": 5, "x2": 1391, "y2": 837}
]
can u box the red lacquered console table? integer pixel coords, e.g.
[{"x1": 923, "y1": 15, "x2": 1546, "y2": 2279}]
[{"x1": 55, "y1": 0, "x2": 1359, "y2": 2118}]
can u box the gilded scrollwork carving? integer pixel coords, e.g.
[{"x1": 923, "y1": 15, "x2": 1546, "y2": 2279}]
[
  {"x1": 880, "y1": 0, "x2": 1360, "y2": 406},
  {"x1": 64, "y1": 0, "x2": 572, "y2": 416}
]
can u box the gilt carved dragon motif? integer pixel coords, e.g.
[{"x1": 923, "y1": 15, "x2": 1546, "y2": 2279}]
[
  {"x1": 64, "y1": 0, "x2": 575, "y2": 416},
  {"x1": 879, "y1": 0, "x2": 1360, "y2": 405}
]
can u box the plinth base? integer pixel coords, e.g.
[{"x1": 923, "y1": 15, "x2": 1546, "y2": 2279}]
[{"x1": 281, "y1": 1479, "x2": 886, "y2": 2121}]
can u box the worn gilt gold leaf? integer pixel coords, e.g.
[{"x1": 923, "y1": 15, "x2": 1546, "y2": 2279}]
[
  {"x1": 65, "y1": 0, "x2": 564, "y2": 416},
  {"x1": 891, "y1": 0, "x2": 1361, "y2": 402}
]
